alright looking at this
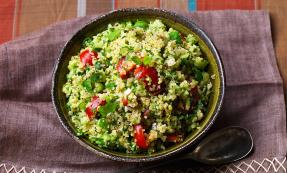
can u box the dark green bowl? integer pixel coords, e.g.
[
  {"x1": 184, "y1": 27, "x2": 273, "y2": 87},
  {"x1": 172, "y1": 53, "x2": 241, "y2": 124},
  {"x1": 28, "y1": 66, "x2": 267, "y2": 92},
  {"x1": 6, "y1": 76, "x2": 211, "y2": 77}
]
[{"x1": 52, "y1": 8, "x2": 225, "y2": 162}]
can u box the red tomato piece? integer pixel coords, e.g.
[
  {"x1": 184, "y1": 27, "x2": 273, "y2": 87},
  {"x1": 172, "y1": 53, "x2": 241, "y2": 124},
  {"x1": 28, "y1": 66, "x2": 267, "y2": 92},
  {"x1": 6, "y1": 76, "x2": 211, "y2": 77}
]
[
  {"x1": 80, "y1": 49, "x2": 98, "y2": 66},
  {"x1": 85, "y1": 106, "x2": 94, "y2": 120},
  {"x1": 90, "y1": 96, "x2": 106, "y2": 110},
  {"x1": 134, "y1": 66, "x2": 160, "y2": 94},
  {"x1": 166, "y1": 134, "x2": 181, "y2": 143},
  {"x1": 85, "y1": 96, "x2": 106, "y2": 120},
  {"x1": 134, "y1": 124, "x2": 148, "y2": 149},
  {"x1": 116, "y1": 57, "x2": 126, "y2": 78},
  {"x1": 116, "y1": 56, "x2": 136, "y2": 79},
  {"x1": 134, "y1": 66, "x2": 146, "y2": 79},
  {"x1": 122, "y1": 98, "x2": 128, "y2": 106}
]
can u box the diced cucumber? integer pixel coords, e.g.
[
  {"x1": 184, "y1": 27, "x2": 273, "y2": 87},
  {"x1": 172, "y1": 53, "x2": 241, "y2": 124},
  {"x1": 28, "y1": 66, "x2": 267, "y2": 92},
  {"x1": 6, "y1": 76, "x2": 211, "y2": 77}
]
[
  {"x1": 134, "y1": 20, "x2": 148, "y2": 29},
  {"x1": 82, "y1": 79, "x2": 93, "y2": 92},
  {"x1": 94, "y1": 82, "x2": 104, "y2": 92},
  {"x1": 169, "y1": 30, "x2": 182, "y2": 44}
]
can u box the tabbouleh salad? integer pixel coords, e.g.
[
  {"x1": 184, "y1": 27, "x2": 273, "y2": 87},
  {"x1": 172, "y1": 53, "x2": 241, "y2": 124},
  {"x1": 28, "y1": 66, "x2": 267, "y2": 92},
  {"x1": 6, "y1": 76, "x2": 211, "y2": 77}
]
[{"x1": 62, "y1": 19, "x2": 213, "y2": 154}]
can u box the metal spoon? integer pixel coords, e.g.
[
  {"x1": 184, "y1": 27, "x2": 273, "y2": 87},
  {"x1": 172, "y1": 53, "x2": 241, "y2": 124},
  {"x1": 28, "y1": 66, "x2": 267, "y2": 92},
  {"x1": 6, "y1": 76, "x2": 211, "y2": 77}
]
[{"x1": 118, "y1": 126, "x2": 253, "y2": 173}]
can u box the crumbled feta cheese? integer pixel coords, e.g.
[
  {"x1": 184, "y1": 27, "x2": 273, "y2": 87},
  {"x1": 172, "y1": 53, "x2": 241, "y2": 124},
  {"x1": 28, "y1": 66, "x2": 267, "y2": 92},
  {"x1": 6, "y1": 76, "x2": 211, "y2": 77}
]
[
  {"x1": 166, "y1": 57, "x2": 176, "y2": 66},
  {"x1": 124, "y1": 88, "x2": 132, "y2": 96}
]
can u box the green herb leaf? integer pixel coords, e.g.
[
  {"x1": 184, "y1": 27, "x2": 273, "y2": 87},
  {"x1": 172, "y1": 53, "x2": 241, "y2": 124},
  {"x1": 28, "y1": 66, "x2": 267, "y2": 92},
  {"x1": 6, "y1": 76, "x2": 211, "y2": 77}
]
[
  {"x1": 95, "y1": 138, "x2": 105, "y2": 146},
  {"x1": 82, "y1": 79, "x2": 93, "y2": 92},
  {"x1": 169, "y1": 30, "x2": 182, "y2": 44},
  {"x1": 165, "y1": 71, "x2": 177, "y2": 80},
  {"x1": 94, "y1": 61, "x2": 102, "y2": 70},
  {"x1": 107, "y1": 29, "x2": 121, "y2": 41},
  {"x1": 92, "y1": 47, "x2": 102, "y2": 52},
  {"x1": 76, "y1": 129, "x2": 86, "y2": 137},
  {"x1": 195, "y1": 70, "x2": 203, "y2": 81},
  {"x1": 98, "y1": 118, "x2": 108, "y2": 129},
  {"x1": 143, "y1": 55, "x2": 152, "y2": 65},
  {"x1": 196, "y1": 100, "x2": 204, "y2": 110},
  {"x1": 130, "y1": 56, "x2": 142, "y2": 65},
  {"x1": 82, "y1": 37, "x2": 93, "y2": 47},
  {"x1": 90, "y1": 72, "x2": 106, "y2": 83},
  {"x1": 98, "y1": 102, "x2": 118, "y2": 117},
  {"x1": 134, "y1": 20, "x2": 148, "y2": 29},
  {"x1": 77, "y1": 71, "x2": 84, "y2": 76},
  {"x1": 105, "y1": 82, "x2": 117, "y2": 90}
]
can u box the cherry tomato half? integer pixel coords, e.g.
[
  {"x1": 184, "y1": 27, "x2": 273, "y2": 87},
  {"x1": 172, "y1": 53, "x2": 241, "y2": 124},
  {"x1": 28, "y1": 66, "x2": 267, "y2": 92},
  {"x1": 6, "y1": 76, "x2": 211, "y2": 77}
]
[
  {"x1": 85, "y1": 106, "x2": 94, "y2": 120},
  {"x1": 134, "y1": 66, "x2": 161, "y2": 94},
  {"x1": 80, "y1": 49, "x2": 98, "y2": 66},
  {"x1": 122, "y1": 98, "x2": 128, "y2": 106},
  {"x1": 85, "y1": 96, "x2": 106, "y2": 120},
  {"x1": 166, "y1": 134, "x2": 178, "y2": 143},
  {"x1": 134, "y1": 124, "x2": 148, "y2": 149},
  {"x1": 166, "y1": 134, "x2": 183, "y2": 143}
]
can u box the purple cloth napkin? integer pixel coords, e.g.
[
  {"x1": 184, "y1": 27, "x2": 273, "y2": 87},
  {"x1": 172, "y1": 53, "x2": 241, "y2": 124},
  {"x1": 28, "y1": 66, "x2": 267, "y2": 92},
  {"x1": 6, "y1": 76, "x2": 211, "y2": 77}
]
[{"x1": 0, "y1": 10, "x2": 286, "y2": 173}]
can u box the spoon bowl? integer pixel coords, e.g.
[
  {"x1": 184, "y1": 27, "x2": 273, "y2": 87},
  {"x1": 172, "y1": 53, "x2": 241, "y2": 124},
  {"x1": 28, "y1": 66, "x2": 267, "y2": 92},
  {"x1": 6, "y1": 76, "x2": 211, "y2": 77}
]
[{"x1": 189, "y1": 126, "x2": 253, "y2": 165}]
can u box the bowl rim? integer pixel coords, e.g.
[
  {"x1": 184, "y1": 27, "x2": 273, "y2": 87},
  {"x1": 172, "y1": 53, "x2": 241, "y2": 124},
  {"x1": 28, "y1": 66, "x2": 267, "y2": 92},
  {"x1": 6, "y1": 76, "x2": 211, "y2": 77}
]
[{"x1": 51, "y1": 7, "x2": 225, "y2": 162}]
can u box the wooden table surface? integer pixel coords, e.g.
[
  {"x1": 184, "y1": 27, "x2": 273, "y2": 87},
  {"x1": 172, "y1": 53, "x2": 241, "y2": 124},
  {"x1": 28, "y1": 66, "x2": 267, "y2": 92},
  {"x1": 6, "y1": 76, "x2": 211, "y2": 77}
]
[
  {"x1": 1, "y1": 0, "x2": 286, "y2": 100},
  {"x1": 261, "y1": 0, "x2": 287, "y2": 101}
]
